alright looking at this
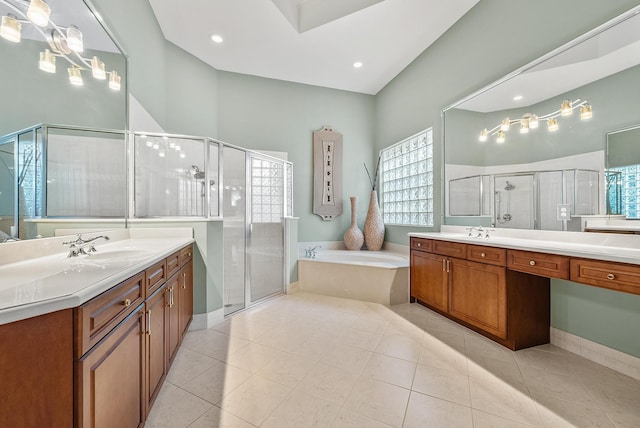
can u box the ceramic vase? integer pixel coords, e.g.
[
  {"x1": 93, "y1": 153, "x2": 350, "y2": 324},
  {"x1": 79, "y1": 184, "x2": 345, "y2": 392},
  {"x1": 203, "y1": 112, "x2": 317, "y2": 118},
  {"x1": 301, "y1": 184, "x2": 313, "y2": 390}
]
[
  {"x1": 364, "y1": 190, "x2": 385, "y2": 251},
  {"x1": 344, "y1": 196, "x2": 364, "y2": 250}
]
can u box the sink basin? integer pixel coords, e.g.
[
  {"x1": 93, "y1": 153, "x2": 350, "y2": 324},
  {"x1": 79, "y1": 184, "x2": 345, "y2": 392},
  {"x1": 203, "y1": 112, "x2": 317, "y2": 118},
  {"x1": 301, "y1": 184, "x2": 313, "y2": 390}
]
[{"x1": 85, "y1": 249, "x2": 151, "y2": 262}]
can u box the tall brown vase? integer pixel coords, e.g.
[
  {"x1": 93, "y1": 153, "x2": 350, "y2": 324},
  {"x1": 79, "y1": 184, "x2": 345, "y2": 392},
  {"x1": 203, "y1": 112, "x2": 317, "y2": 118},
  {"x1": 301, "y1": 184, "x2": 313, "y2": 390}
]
[
  {"x1": 344, "y1": 197, "x2": 364, "y2": 251},
  {"x1": 364, "y1": 191, "x2": 385, "y2": 251}
]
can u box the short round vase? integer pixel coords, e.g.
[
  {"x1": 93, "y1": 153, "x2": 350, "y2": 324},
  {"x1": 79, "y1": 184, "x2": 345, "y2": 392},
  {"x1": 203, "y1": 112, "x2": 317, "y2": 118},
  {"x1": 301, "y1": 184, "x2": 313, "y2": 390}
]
[{"x1": 344, "y1": 196, "x2": 364, "y2": 250}]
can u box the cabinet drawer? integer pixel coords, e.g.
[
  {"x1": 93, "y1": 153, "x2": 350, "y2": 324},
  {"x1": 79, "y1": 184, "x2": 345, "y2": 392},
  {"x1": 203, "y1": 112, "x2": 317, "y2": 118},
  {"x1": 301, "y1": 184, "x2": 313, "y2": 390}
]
[
  {"x1": 146, "y1": 259, "x2": 167, "y2": 296},
  {"x1": 507, "y1": 250, "x2": 569, "y2": 279},
  {"x1": 467, "y1": 244, "x2": 506, "y2": 267},
  {"x1": 180, "y1": 244, "x2": 193, "y2": 265},
  {"x1": 74, "y1": 272, "x2": 145, "y2": 358},
  {"x1": 411, "y1": 237, "x2": 432, "y2": 252},
  {"x1": 166, "y1": 251, "x2": 181, "y2": 279},
  {"x1": 571, "y1": 258, "x2": 640, "y2": 295},
  {"x1": 433, "y1": 240, "x2": 466, "y2": 259}
]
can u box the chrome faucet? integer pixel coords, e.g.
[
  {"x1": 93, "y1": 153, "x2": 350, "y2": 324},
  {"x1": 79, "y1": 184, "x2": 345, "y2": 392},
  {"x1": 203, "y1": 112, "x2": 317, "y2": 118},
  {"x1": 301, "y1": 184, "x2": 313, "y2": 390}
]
[
  {"x1": 305, "y1": 245, "x2": 321, "y2": 259},
  {"x1": 63, "y1": 234, "x2": 110, "y2": 257}
]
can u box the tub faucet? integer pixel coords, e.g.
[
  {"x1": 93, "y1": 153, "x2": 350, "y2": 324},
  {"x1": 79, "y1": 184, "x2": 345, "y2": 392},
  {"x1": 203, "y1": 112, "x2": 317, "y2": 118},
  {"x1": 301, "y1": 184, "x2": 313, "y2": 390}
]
[
  {"x1": 63, "y1": 234, "x2": 110, "y2": 257},
  {"x1": 305, "y1": 245, "x2": 321, "y2": 259}
]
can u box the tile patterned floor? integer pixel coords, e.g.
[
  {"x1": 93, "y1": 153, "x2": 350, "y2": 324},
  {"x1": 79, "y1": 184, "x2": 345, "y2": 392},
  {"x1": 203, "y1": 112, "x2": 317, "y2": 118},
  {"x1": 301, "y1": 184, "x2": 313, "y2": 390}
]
[{"x1": 146, "y1": 293, "x2": 640, "y2": 427}]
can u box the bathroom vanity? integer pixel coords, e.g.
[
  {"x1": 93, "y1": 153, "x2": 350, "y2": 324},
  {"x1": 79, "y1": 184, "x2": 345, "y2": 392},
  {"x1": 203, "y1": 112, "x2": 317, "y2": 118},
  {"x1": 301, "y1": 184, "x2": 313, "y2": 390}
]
[
  {"x1": 409, "y1": 226, "x2": 640, "y2": 350},
  {"x1": 0, "y1": 229, "x2": 194, "y2": 428}
]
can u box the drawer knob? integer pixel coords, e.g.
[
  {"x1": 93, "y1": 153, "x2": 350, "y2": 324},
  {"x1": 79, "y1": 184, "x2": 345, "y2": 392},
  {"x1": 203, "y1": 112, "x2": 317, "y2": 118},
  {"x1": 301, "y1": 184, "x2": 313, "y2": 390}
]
[
  {"x1": 188, "y1": 252, "x2": 192, "y2": 257},
  {"x1": 606, "y1": 273, "x2": 615, "y2": 280},
  {"x1": 480, "y1": 252, "x2": 486, "y2": 258},
  {"x1": 529, "y1": 260, "x2": 536, "y2": 266},
  {"x1": 417, "y1": 243, "x2": 421, "y2": 247},
  {"x1": 122, "y1": 298, "x2": 131, "y2": 307}
]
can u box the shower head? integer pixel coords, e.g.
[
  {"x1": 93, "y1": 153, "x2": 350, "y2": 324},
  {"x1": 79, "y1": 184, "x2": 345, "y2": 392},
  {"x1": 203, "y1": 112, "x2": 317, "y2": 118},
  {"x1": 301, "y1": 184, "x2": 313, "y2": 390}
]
[
  {"x1": 504, "y1": 181, "x2": 515, "y2": 191},
  {"x1": 191, "y1": 165, "x2": 205, "y2": 180}
]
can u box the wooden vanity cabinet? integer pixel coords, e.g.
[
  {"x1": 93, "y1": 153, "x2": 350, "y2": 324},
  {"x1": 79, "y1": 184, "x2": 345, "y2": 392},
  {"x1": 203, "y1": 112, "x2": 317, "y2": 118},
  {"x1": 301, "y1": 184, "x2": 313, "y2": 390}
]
[
  {"x1": 179, "y1": 260, "x2": 194, "y2": 337},
  {"x1": 410, "y1": 238, "x2": 549, "y2": 350},
  {"x1": 145, "y1": 284, "x2": 169, "y2": 414}
]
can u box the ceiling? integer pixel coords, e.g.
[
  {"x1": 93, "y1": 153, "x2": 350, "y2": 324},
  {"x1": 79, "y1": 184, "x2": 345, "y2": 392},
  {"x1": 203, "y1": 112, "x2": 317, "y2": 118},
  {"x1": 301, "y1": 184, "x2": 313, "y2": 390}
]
[{"x1": 148, "y1": 0, "x2": 479, "y2": 95}]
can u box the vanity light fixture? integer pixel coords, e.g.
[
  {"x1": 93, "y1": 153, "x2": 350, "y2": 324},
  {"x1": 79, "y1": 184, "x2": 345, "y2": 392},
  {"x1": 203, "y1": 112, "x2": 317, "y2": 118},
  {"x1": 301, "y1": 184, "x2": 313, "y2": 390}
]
[
  {"x1": 478, "y1": 98, "x2": 592, "y2": 143},
  {"x1": 0, "y1": 0, "x2": 122, "y2": 91},
  {"x1": 0, "y1": 14, "x2": 20, "y2": 42}
]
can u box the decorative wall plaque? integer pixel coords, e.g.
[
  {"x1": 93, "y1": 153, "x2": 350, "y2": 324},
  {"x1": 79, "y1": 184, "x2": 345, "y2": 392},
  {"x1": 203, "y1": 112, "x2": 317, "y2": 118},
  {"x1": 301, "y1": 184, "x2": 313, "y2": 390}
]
[{"x1": 313, "y1": 126, "x2": 343, "y2": 221}]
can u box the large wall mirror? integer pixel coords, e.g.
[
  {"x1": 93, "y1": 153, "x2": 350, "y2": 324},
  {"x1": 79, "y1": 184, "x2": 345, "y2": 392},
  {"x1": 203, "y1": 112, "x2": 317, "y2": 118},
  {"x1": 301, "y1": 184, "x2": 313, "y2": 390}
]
[
  {"x1": 443, "y1": 6, "x2": 640, "y2": 231},
  {"x1": 0, "y1": 0, "x2": 127, "y2": 241}
]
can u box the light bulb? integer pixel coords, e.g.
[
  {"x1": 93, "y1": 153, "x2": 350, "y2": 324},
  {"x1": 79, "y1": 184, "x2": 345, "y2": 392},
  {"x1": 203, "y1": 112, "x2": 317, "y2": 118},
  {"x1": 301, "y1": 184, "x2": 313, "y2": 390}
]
[
  {"x1": 108, "y1": 71, "x2": 121, "y2": 90},
  {"x1": 529, "y1": 114, "x2": 539, "y2": 129},
  {"x1": 500, "y1": 118, "x2": 510, "y2": 131},
  {"x1": 560, "y1": 100, "x2": 572, "y2": 116},
  {"x1": 547, "y1": 118, "x2": 559, "y2": 132},
  {"x1": 39, "y1": 49, "x2": 56, "y2": 73},
  {"x1": 91, "y1": 56, "x2": 106, "y2": 79},
  {"x1": 27, "y1": 0, "x2": 51, "y2": 27},
  {"x1": 580, "y1": 104, "x2": 593, "y2": 120},
  {"x1": 66, "y1": 25, "x2": 83, "y2": 52},
  {"x1": 0, "y1": 15, "x2": 21, "y2": 43},
  {"x1": 479, "y1": 129, "x2": 488, "y2": 142},
  {"x1": 496, "y1": 130, "x2": 506, "y2": 143},
  {"x1": 67, "y1": 66, "x2": 83, "y2": 86}
]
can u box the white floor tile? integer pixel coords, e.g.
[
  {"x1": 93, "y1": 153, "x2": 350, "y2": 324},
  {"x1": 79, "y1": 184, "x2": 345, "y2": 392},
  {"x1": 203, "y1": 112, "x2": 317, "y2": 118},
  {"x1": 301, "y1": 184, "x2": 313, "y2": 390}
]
[
  {"x1": 412, "y1": 363, "x2": 471, "y2": 406},
  {"x1": 261, "y1": 391, "x2": 340, "y2": 428},
  {"x1": 404, "y1": 391, "x2": 473, "y2": 428},
  {"x1": 343, "y1": 377, "x2": 410, "y2": 428},
  {"x1": 218, "y1": 375, "x2": 292, "y2": 426}
]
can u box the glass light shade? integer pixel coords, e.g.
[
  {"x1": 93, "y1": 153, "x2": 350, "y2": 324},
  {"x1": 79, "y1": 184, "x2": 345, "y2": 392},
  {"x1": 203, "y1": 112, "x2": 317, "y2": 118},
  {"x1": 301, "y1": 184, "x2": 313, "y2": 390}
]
[
  {"x1": 27, "y1": 0, "x2": 50, "y2": 27},
  {"x1": 529, "y1": 114, "x2": 539, "y2": 129},
  {"x1": 547, "y1": 118, "x2": 559, "y2": 132},
  {"x1": 1, "y1": 15, "x2": 21, "y2": 43},
  {"x1": 496, "y1": 130, "x2": 506, "y2": 143},
  {"x1": 108, "y1": 71, "x2": 121, "y2": 90},
  {"x1": 580, "y1": 104, "x2": 593, "y2": 120},
  {"x1": 91, "y1": 56, "x2": 106, "y2": 79},
  {"x1": 66, "y1": 25, "x2": 83, "y2": 52},
  {"x1": 500, "y1": 118, "x2": 510, "y2": 131},
  {"x1": 38, "y1": 49, "x2": 56, "y2": 73},
  {"x1": 479, "y1": 129, "x2": 488, "y2": 142},
  {"x1": 560, "y1": 100, "x2": 573, "y2": 116},
  {"x1": 67, "y1": 66, "x2": 83, "y2": 86},
  {"x1": 519, "y1": 121, "x2": 529, "y2": 134}
]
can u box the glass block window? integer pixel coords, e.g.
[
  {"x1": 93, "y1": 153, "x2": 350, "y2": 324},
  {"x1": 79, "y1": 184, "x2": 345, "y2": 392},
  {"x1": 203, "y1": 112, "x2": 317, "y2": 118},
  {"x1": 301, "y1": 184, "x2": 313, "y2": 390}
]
[
  {"x1": 380, "y1": 128, "x2": 434, "y2": 226},
  {"x1": 251, "y1": 158, "x2": 284, "y2": 223},
  {"x1": 607, "y1": 165, "x2": 640, "y2": 219}
]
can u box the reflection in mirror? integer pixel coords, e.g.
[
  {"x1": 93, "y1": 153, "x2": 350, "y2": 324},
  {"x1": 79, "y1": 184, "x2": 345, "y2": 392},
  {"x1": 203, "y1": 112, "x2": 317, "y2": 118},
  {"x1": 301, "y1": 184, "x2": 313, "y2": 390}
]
[
  {"x1": 0, "y1": 0, "x2": 127, "y2": 241},
  {"x1": 606, "y1": 125, "x2": 640, "y2": 218},
  {"x1": 443, "y1": 6, "x2": 640, "y2": 231}
]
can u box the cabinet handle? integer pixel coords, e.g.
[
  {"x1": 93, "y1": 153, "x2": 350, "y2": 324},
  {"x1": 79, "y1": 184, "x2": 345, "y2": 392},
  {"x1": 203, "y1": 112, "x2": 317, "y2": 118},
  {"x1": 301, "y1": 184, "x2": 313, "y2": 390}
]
[
  {"x1": 182, "y1": 272, "x2": 187, "y2": 289},
  {"x1": 606, "y1": 273, "x2": 615, "y2": 280},
  {"x1": 442, "y1": 259, "x2": 446, "y2": 271},
  {"x1": 480, "y1": 252, "x2": 486, "y2": 258},
  {"x1": 122, "y1": 298, "x2": 131, "y2": 307},
  {"x1": 446, "y1": 260, "x2": 450, "y2": 273},
  {"x1": 147, "y1": 310, "x2": 151, "y2": 336},
  {"x1": 171, "y1": 288, "x2": 174, "y2": 306},
  {"x1": 529, "y1": 260, "x2": 536, "y2": 266}
]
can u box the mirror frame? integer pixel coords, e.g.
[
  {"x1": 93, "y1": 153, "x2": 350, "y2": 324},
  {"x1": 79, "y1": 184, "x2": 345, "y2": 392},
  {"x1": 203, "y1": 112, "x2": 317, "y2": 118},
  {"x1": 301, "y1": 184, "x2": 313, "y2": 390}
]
[{"x1": 440, "y1": 5, "x2": 640, "y2": 229}]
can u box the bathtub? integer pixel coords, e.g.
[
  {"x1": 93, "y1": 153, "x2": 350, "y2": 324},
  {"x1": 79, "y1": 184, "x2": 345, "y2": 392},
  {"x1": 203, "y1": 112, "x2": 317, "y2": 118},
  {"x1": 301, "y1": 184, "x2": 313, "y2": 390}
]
[{"x1": 298, "y1": 250, "x2": 409, "y2": 305}]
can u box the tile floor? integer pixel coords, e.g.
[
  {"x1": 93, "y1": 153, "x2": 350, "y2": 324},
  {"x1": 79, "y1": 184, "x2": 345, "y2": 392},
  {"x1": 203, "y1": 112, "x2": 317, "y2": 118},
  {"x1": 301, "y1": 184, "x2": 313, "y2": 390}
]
[{"x1": 146, "y1": 292, "x2": 640, "y2": 427}]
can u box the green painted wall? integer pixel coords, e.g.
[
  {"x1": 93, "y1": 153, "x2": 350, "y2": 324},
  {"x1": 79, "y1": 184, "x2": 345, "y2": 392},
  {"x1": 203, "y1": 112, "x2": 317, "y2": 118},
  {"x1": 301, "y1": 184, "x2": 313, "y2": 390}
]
[{"x1": 217, "y1": 71, "x2": 376, "y2": 242}]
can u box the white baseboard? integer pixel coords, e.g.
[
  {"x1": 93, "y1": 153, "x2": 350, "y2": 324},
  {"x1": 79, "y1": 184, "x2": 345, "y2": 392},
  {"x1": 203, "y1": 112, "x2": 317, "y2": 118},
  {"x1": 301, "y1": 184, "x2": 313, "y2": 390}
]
[
  {"x1": 551, "y1": 328, "x2": 640, "y2": 381},
  {"x1": 189, "y1": 308, "x2": 225, "y2": 331}
]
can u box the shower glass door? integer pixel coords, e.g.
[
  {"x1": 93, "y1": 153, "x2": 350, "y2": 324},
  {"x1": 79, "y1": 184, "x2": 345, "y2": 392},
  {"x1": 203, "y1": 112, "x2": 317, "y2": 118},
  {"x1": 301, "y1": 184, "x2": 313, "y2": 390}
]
[
  {"x1": 247, "y1": 153, "x2": 285, "y2": 303},
  {"x1": 223, "y1": 147, "x2": 247, "y2": 316}
]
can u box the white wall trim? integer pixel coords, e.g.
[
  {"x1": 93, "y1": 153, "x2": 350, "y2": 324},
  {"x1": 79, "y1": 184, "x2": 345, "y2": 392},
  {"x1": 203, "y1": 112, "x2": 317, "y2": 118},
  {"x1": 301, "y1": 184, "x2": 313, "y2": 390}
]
[
  {"x1": 189, "y1": 308, "x2": 225, "y2": 330},
  {"x1": 551, "y1": 327, "x2": 640, "y2": 381}
]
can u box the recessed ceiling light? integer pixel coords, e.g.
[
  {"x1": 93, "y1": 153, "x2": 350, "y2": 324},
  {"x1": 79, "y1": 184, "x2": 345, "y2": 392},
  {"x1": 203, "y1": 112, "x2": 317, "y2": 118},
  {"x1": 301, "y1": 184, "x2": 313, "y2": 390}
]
[
  {"x1": 353, "y1": 62, "x2": 363, "y2": 68},
  {"x1": 513, "y1": 95, "x2": 523, "y2": 101},
  {"x1": 210, "y1": 34, "x2": 224, "y2": 44}
]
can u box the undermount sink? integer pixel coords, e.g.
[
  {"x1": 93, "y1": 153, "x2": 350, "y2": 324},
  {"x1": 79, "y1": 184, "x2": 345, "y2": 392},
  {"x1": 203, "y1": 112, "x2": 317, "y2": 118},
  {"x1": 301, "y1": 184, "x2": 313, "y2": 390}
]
[{"x1": 84, "y1": 249, "x2": 151, "y2": 262}]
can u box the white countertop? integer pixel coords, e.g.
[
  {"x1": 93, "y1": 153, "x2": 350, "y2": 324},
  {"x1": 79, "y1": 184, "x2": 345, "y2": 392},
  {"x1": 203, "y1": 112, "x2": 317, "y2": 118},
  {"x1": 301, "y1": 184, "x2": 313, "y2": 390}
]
[
  {"x1": 409, "y1": 226, "x2": 640, "y2": 266},
  {"x1": 0, "y1": 228, "x2": 194, "y2": 326}
]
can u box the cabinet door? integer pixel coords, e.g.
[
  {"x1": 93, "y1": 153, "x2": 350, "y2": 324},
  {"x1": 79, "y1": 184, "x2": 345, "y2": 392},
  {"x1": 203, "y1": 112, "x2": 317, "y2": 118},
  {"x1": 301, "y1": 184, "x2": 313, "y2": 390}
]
[
  {"x1": 410, "y1": 250, "x2": 448, "y2": 312},
  {"x1": 448, "y1": 258, "x2": 507, "y2": 339},
  {"x1": 146, "y1": 286, "x2": 168, "y2": 414},
  {"x1": 76, "y1": 306, "x2": 146, "y2": 428},
  {"x1": 166, "y1": 275, "x2": 181, "y2": 366},
  {"x1": 179, "y1": 260, "x2": 194, "y2": 338}
]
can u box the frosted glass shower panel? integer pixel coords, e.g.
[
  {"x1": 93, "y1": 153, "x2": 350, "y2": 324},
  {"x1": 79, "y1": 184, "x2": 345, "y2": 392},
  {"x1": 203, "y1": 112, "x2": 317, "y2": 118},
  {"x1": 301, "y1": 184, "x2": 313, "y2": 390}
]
[
  {"x1": 494, "y1": 175, "x2": 535, "y2": 229},
  {"x1": 537, "y1": 171, "x2": 564, "y2": 230},
  {"x1": 135, "y1": 135, "x2": 206, "y2": 217},
  {"x1": 449, "y1": 175, "x2": 481, "y2": 216},
  {"x1": 574, "y1": 170, "x2": 599, "y2": 215},
  {"x1": 47, "y1": 128, "x2": 125, "y2": 217}
]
